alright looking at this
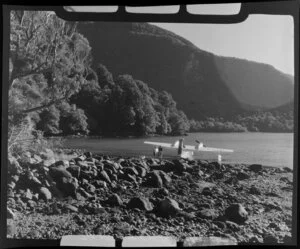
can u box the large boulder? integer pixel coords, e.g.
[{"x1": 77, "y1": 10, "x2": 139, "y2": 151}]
[
  {"x1": 123, "y1": 167, "x2": 139, "y2": 176},
  {"x1": 77, "y1": 160, "x2": 89, "y2": 170},
  {"x1": 248, "y1": 164, "x2": 263, "y2": 173},
  {"x1": 106, "y1": 194, "x2": 123, "y2": 207},
  {"x1": 103, "y1": 163, "x2": 118, "y2": 174},
  {"x1": 197, "y1": 209, "x2": 218, "y2": 220},
  {"x1": 93, "y1": 180, "x2": 107, "y2": 188},
  {"x1": 67, "y1": 165, "x2": 81, "y2": 179},
  {"x1": 144, "y1": 171, "x2": 163, "y2": 188},
  {"x1": 172, "y1": 159, "x2": 188, "y2": 173},
  {"x1": 127, "y1": 197, "x2": 153, "y2": 211},
  {"x1": 53, "y1": 160, "x2": 69, "y2": 168},
  {"x1": 156, "y1": 170, "x2": 172, "y2": 185},
  {"x1": 84, "y1": 151, "x2": 93, "y2": 159},
  {"x1": 98, "y1": 170, "x2": 111, "y2": 184},
  {"x1": 39, "y1": 187, "x2": 52, "y2": 201},
  {"x1": 134, "y1": 166, "x2": 147, "y2": 177},
  {"x1": 49, "y1": 166, "x2": 73, "y2": 182},
  {"x1": 236, "y1": 171, "x2": 250, "y2": 180},
  {"x1": 56, "y1": 177, "x2": 79, "y2": 198},
  {"x1": 156, "y1": 198, "x2": 181, "y2": 217},
  {"x1": 249, "y1": 185, "x2": 261, "y2": 195},
  {"x1": 224, "y1": 203, "x2": 248, "y2": 224},
  {"x1": 8, "y1": 157, "x2": 22, "y2": 175}
]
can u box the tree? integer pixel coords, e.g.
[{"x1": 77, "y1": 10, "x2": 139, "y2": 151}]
[
  {"x1": 35, "y1": 105, "x2": 61, "y2": 135},
  {"x1": 9, "y1": 11, "x2": 92, "y2": 117},
  {"x1": 59, "y1": 103, "x2": 89, "y2": 135},
  {"x1": 96, "y1": 64, "x2": 114, "y2": 88}
]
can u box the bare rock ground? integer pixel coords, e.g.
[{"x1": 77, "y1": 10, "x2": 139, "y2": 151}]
[{"x1": 7, "y1": 151, "x2": 293, "y2": 244}]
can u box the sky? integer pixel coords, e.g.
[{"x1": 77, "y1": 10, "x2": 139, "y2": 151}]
[
  {"x1": 67, "y1": 5, "x2": 294, "y2": 75},
  {"x1": 152, "y1": 14, "x2": 294, "y2": 75}
]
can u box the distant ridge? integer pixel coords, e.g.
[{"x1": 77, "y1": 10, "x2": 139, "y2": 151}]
[{"x1": 77, "y1": 22, "x2": 294, "y2": 120}]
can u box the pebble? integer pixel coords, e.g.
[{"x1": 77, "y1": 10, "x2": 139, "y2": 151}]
[{"x1": 65, "y1": 204, "x2": 78, "y2": 212}]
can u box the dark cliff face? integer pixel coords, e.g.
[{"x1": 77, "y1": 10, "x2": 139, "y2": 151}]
[{"x1": 77, "y1": 22, "x2": 294, "y2": 120}]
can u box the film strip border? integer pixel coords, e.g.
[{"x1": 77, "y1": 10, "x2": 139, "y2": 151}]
[{"x1": 60, "y1": 235, "x2": 238, "y2": 247}]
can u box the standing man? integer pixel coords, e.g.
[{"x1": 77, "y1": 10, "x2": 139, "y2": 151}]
[
  {"x1": 158, "y1": 146, "x2": 163, "y2": 159},
  {"x1": 153, "y1": 146, "x2": 159, "y2": 157}
]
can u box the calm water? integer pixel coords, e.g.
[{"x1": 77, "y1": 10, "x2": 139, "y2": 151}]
[{"x1": 63, "y1": 133, "x2": 294, "y2": 168}]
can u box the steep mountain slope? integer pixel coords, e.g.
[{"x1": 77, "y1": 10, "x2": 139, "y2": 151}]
[
  {"x1": 77, "y1": 22, "x2": 294, "y2": 120},
  {"x1": 214, "y1": 56, "x2": 294, "y2": 109}
]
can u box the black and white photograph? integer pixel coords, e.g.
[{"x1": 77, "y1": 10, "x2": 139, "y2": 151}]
[{"x1": 3, "y1": 2, "x2": 297, "y2": 246}]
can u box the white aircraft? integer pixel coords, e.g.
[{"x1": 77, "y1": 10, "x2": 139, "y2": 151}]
[{"x1": 144, "y1": 138, "x2": 233, "y2": 160}]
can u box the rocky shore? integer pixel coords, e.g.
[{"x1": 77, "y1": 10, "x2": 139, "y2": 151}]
[{"x1": 7, "y1": 150, "x2": 293, "y2": 244}]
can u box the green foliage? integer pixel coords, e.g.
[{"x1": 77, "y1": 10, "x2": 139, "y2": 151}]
[
  {"x1": 234, "y1": 110, "x2": 293, "y2": 132},
  {"x1": 35, "y1": 105, "x2": 61, "y2": 135},
  {"x1": 71, "y1": 67, "x2": 190, "y2": 136},
  {"x1": 8, "y1": 116, "x2": 63, "y2": 157},
  {"x1": 8, "y1": 11, "x2": 93, "y2": 151},
  {"x1": 189, "y1": 109, "x2": 293, "y2": 133},
  {"x1": 9, "y1": 10, "x2": 91, "y2": 121}
]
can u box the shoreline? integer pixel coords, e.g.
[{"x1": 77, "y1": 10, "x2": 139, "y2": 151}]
[
  {"x1": 49, "y1": 130, "x2": 294, "y2": 140},
  {"x1": 57, "y1": 148, "x2": 293, "y2": 170},
  {"x1": 7, "y1": 150, "x2": 293, "y2": 244}
]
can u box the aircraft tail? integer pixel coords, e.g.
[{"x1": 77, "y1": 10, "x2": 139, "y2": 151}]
[{"x1": 196, "y1": 142, "x2": 204, "y2": 150}]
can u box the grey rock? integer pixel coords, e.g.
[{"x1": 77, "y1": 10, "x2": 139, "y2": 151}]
[
  {"x1": 106, "y1": 194, "x2": 123, "y2": 206},
  {"x1": 127, "y1": 197, "x2": 153, "y2": 211},
  {"x1": 237, "y1": 171, "x2": 250, "y2": 180},
  {"x1": 84, "y1": 151, "x2": 93, "y2": 158},
  {"x1": 7, "y1": 207, "x2": 16, "y2": 219},
  {"x1": 8, "y1": 181, "x2": 16, "y2": 189},
  {"x1": 172, "y1": 159, "x2": 188, "y2": 173},
  {"x1": 94, "y1": 180, "x2": 107, "y2": 188},
  {"x1": 64, "y1": 204, "x2": 78, "y2": 212},
  {"x1": 98, "y1": 170, "x2": 111, "y2": 184},
  {"x1": 248, "y1": 236, "x2": 263, "y2": 244},
  {"x1": 283, "y1": 167, "x2": 292, "y2": 173},
  {"x1": 135, "y1": 166, "x2": 147, "y2": 177},
  {"x1": 49, "y1": 166, "x2": 73, "y2": 182},
  {"x1": 67, "y1": 165, "x2": 81, "y2": 179},
  {"x1": 156, "y1": 170, "x2": 172, "y2": 185},
  {"x1": 39, "y1": 187, "x2": 52, "y2": 201},
  {"x1": 156, "y1": 197, "x2": 181, "y2": 217},
  {"x1": 225, "y1": 220, "x2": 240, "y2": 231},
  {"x1": 263, "y1": 234, "x2": 278, "y2": 244},
  {"x1": 56, "y1": 176, "x2": 78, "y2": 198},
  {"x1": 144, "y1": 171, "x2": 163, "y2": 188},
  {"x1": 8, "y1": 157, "x2": 22, "y2": 175},
  {"x1": 123, "y1": 167, "x2": 139, "y2": 176},
  {"x1": 198, "y1": 209, "x2": 218, "y2": 219},
  {"x1": 225, "y1": 203, "x2": 248, "y2": 224},
  {"x1": 249, "y1": 185, "x2": 261, "y2": 195},
  {"x1": 248, "y1": 164, "x2": 263, "y2": 172}
]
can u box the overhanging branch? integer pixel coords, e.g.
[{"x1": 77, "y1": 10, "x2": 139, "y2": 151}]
[{"x1": 21, "y1": 96, "x2": 66, "y2": 114}]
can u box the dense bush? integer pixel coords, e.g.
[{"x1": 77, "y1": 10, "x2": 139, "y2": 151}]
[{"x1": 71, "y1": 70, "x2": 190, "y2": 136}]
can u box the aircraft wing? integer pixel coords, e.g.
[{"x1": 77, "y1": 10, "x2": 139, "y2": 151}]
[
  {"x1": 144, "y1": 141, "x2": 176, "y2": 148},
  {"x1": 183, "y1": 144, "x2": 234, "y2": 153}
]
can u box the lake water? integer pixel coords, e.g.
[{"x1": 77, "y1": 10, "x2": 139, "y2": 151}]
[{"x1": 63, "y1": 132, "x2": 294, "y2": 168}]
